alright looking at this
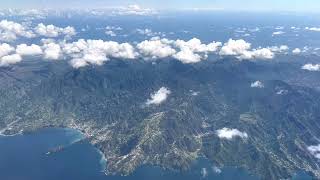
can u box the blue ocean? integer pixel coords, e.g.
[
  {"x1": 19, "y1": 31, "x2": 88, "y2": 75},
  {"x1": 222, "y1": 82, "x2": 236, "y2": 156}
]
[{"x1": 0, "y1": 128, "x2": 312, "y2": 180}]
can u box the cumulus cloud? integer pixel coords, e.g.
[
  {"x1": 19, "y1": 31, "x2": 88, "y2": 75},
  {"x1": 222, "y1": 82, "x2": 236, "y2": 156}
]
[
  {"x1": 251, "y1": 81, "x2": 264, "y2": 88},
  {"x1": 0, "y1": 34, "x2": 290, "y2": 68},
  {"x1": 173, "y1": 48, "x2": 202, "y2": 63},
  {"x1": 174, "y1": 38, "x2": 222, "y2": 53},
  {"x1": 146, "y1": 87, "x2": 171, "y2": 105},
  {"x1": 0, "y1": 20, "x2": 77, "y2": 42},
  {"x1": 0, "y1": 43, "x2": 14, "y2": 57},
  {"x1": 43, "y1": 42, "x2": 62, "y2": 60},
  {"x1": 137, "y1": 37, "x2": 221, "y2": 63},
  {"x1": 220, "y1": 39, "x2": 251, "y2": 56},
  {"x1": 0, "y1": 20, "x2": 35, "y2": 41},
  {"x1": 16, "y1": 44, "x2": 43, "y2": 56},
  {"x1": 307, "y1": 144, "x2": 320, "y2": 159},
  {"x1": 246, "y1": 48, "x2": 274, "y2": 59},
  {"x1": 64, "y1": 39, "x2": 137, "y2": 68},
  {"x1": 173, "y1": 38, "x2": 221, "y2": 63},
  {"x1": 216, "y1": 128, "x2": 248, "y2": 140},
  {"x1": 302, "y1": 64, "x2": 320, "y2": 71},
  {"x1": 35, "y1": 23, "x2": 76, "y2": 38},
  {"x1": 220, "y1": 39, "x2": 274, "y2": 60},
  {"x1": 292, "y1": 48, "x2": 301, "y2": 54},
  {"x1": 306, "y1": 27, "x2": 320, "y2": 32},
  {"x1": 69, "y1": 58, "x2": 89, "y2": 69},
  {"x1": 137, "y1": 38, "x2": 176, "y2": 59},
  {"x1": 0, "y1": 54, "x2": 22, "y2": 66}
]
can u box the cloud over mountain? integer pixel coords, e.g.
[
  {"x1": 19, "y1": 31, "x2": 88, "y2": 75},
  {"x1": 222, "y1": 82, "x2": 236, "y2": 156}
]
[
  {"x1": 137, "y1": 38, "x2": 176, "y2": 59},
  {"x1": 35, "y1": 23, "x2": 76, "y2": 37},
  {"x1": 251, "y1": 81, "x2": 264, "y2": 88},
  {"x1": 219, "y1": 39, "x2": 274, "y2": 60},
  {"x1": 146, "y1": 87, "x2": 171, "y2": 105},
  {"x1": 0, "y1": 20, "x2": 293, "y2": 68},
  {"x1": 302, "y1": 64, "x2": 320, "y2": 71},
  {"x1": 16, "y1": 44, "x2": 43, "y2": 56},
  {"x1": 0, "y1": 20, "x2": 76, "y2": 42},
  {"x1": 0, "y1": 54, "x2": 22, "y2": 66},
  {"x1": 0, "y1": 20, "x2": 35, "y2": 41},
  {"x1": 0, "y1": 43, "x2": 14, "y2": 57},
  {"x1": 216, "y1": 128, "x2": 248, "y2": 140}
]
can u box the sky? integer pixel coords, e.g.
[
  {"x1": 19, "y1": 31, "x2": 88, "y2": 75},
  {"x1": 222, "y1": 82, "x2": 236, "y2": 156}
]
[{"x1": 0, "y1": 0, "x2": 320, "y2": 12}]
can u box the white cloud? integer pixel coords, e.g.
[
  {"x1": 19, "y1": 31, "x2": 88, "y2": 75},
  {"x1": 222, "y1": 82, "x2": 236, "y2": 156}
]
[
  {"x1": 276, "y1": 89, "x2": 288, "y2": 95},
  {"x1": 292, "y1": 48, "x2": 301, "y2": 54},
  {"x1": 64, "y1": 39, "x2": 137, "y2": 68},
  {"x1": 16, "y1": 44, "x2": 43, "y2": 56},
  {"x1": 0, "y1": 43, "x2": 14, "y2": 57},
  {"x1": 146, "y1": 87, "x2": 171, "y2": 105},
  {"x1": 220, "y1": 39, "x2": 274, "y2": 60},
  {"x1": 291, "y1": 26, "x2": 300, "y2": 30},
  {"x1": 0, "y1": 35, "x2": 290, "y2": 68},
  {"x1": 137, "y1": 38, "x2": 176, "y2": 59},
  {"x1": 43, "y1": 42, "x2": 62, "y2": 60},
  {"x1": 105, "y1": 42, "x2": 137, "y2": 59},
  {"x1": 216, "y1": 128, "x2": 248, "y2": 140},
  {"x1": 272, "y1": 31, "x2": 285, "y2": 36},
  {"x1": 249, "y1": 48, "x2": 274, "y2": 59},
  {"x1": 68, "y1": 49, "x2": 108, "y2": 68},
  {"x1": 35, "y1": 23, "x2": 76, "y2": 38},
  {"x1": 268, "y1": 45, "x2": 289, "y2": 53},
  {"x1": 220, "y1": 39, "x2": 251, "y2": 56},
  {"x1": 173, "y1": 38, "x2": 221, "y2": 63},
  {"x1": 174, "y1": 38, "x2": 221, "y2": 53},
  {"x1": 302, "y1": 64, "x2": 320, "y2": 71},
  {"x1": 190, "y1": 91, "x2": 199, "y2": 96},
  {"x1": 114, "y1": 4, "x2": 157, "y2": 16},
  {"x1": 136, "y1": 28, "x2": 163, "y2": 37},
  {"x1": 251, "y1": 81, "x2": 264, "y2": 88},
  {"x1": 105, "y1": 30, "x2": 116, "y2": 37},
  {"x1": 307, "y1": 144, "x2": 320, "y2": 159},
  {"x1": 0, "y1": 20, "x2": 35, "y2": 41},
  {"x1": 69, "y1": 58, "x2": 89, "y2": 69},
  {"x1": 0, "y1": 54, "x2": 22, "y2": 66},
  {"x1": 137, "y1": 37, "x2": 221, "y2": 63},
  {"x1": 173, "y1": 48, "x2": 202, "y2": 63},
  {"x1": 0, "y1": 20, "x2": 76, "y2": 41},
  {"x1": 306, "y1": 27, "x2": 320, "y2": 32}
]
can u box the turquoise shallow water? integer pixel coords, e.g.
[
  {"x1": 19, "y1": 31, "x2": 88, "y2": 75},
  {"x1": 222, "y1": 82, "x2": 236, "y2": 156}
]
[{"x1": 0, "y1": 128, "x2": 312, "y2": 180}]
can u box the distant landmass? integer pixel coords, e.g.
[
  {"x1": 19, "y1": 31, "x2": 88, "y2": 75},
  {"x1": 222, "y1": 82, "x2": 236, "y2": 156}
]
[
  {"x1": 1, "y1": 57, "x2": 320, "y2": 179},
  {"x1": 1, "y1": 10, "x2": 320, "y2": 180}
]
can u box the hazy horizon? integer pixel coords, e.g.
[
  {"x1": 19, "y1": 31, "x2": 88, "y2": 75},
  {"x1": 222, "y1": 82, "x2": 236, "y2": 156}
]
[{"x1": 0, "y1": 0, "x2": 319, "y2": 13}]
